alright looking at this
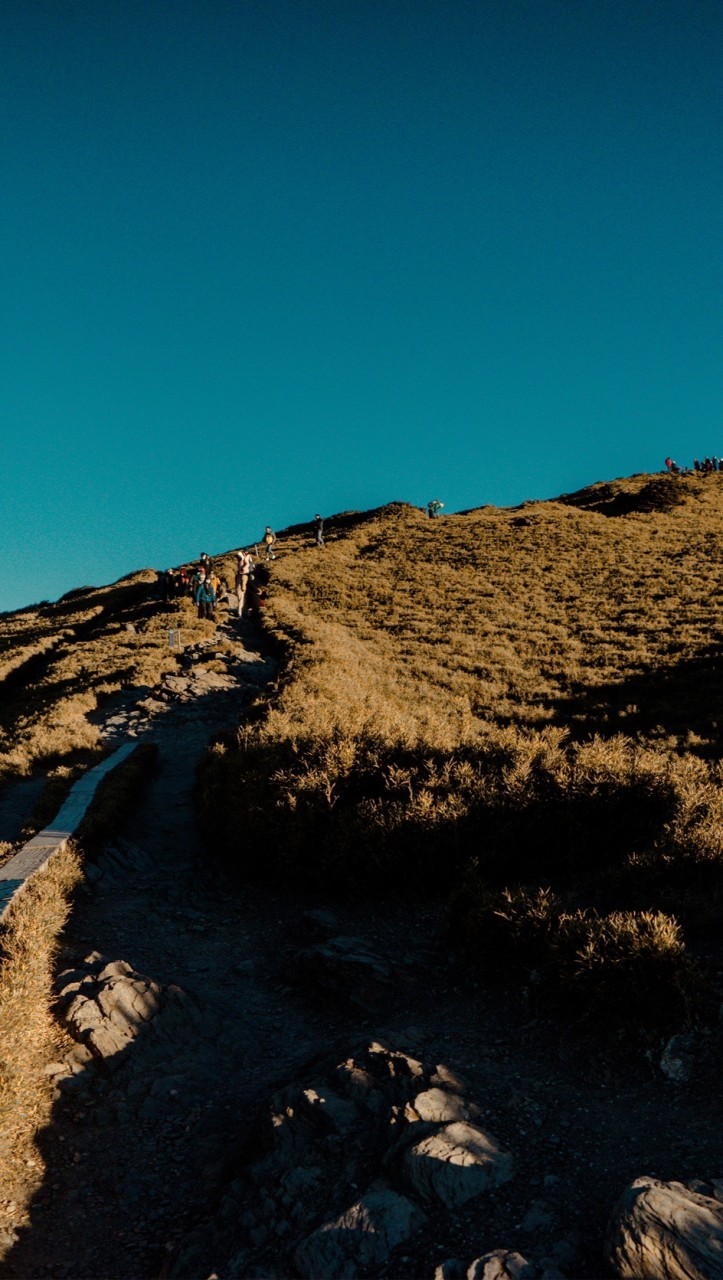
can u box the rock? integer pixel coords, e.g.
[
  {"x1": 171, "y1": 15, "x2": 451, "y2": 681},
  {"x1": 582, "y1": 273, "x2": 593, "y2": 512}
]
[
  {"x1": 332, "y1": 1061, "x2": 386, "y2": 1113},
  {"x1": 191, "y1": 669, "x2": 233, "y2": 690},
  {"x1": 522, "y1": 1199, "x2": 555, "y2": 1232},
  {"x1": 170, "y1": 1039, "x2": 505, "y2": 1278},
  {"x1": 295, "y1": 1187, "x2": 426, "y2": 1279},
  {"x1": 467, "y1": 1252, "x2": 564, "y2": 1280},
  {"x1": 467, "y1": 1251, "x2": 536, "y2": 1279},
  {"x1": 56, "y1": 952, "x2": 165, "y2": 1068},
  {"x1": 660, "y1": 1034, "x2": 696, "y2": 1083},
  {"x1": 435, "y1": 1260, "x2": 466, "y2": 1280},
  {"x1": 399, "y1": 1121, "x2": 513, "y2": 1208},
  {"x1": 607, "y1": 1176, "x2": 723, "y2": 1279},
  {"x1": 163, "y1": 676, "x2": 191, "y2": 695},
  {"x1": 301, "y1": 1086, "x2": 363, "y2": 1136},
  {"x1": 299, "y1": 908, "x2": 341, "y2": 941},
  {"x1": 430, "y1": 1064, "x2": 468, "y2": 1095},
  {"x1": 289, "y1": 936, "x2": 396, "y2": 1009},
  {"x1": 411, "y1": 1087, "x2": 472, "y2": 1124}
]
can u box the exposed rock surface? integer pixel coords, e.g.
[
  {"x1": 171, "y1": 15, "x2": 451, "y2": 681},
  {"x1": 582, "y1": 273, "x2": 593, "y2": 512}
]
[
  {"x1": 400, "y1": 1120, "x2": 512, "y2": 1208},
  {"x1": 55, "y1": 951, "x2": 166, "y2": 1069},
  {"x1": 466, "y1": 1250, "x2": 559, "y2": 1279},
  {"x1": 607, "y1": 1176, "x2": 723, "y2": 1279},
  {"x1": 295, "y1": 1187, "x2": 426, "y2": 1279},
  {"x1": 170, "y1": 1039, "x2": 513, "y2": 1278}
]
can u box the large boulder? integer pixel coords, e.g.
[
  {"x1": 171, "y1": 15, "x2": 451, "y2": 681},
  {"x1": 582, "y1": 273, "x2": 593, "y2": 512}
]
[
  {"x1": 399, "y1": 1120, "x2": 513, "y2": 1208},
  {"x1": 55, "y1": 952, "x2": 165, "y2": 1069},
  {"x1": 295, "y1": 1187, "x2": 426, "y2": 1279},
  {"x1": 607, "y1": 1176, "x2": 723, "y2": 1279}
]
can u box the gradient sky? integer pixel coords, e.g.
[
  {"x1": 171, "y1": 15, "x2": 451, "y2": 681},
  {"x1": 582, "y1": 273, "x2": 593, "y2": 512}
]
[{"x1": 2, "y1": 0, "x2": 722, "y2": 610}]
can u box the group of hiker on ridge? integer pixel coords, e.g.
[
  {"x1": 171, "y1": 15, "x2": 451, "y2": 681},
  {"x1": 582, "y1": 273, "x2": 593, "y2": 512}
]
[
  {"x1": 160, "y1": 516, "x2": 327, "y2": 621},
  {"x1": 665, "y1": 456, "x2": 723, "y2": 474}
]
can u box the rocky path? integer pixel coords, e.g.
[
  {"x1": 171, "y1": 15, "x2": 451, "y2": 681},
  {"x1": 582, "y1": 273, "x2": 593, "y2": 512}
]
[{"x1": 0, "y1": 615, "x2": 351, "y2": 1279}]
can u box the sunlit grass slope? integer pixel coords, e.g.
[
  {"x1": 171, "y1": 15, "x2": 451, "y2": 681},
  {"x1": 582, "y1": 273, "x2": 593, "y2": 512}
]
[
  {"x1": 202, "y1": 472, "x2": 723, "y2": 1031},
  {"x1": 0, "y1": 571, "x2": 210, "y2": 783}
]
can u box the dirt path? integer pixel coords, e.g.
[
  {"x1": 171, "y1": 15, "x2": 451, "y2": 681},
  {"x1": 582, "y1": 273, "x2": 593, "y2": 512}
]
[
  {"x1": 2, "y1": 616, "x2": 723, "y2": 1279},
  {"x1": 0, "y1": 616, "x2": 349, "y2": 1278}
]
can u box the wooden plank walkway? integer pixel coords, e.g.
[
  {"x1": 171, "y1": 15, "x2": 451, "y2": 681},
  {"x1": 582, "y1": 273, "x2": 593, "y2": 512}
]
[{"x1": 0, "y1": 742, "x2": 137, "y2": 919}]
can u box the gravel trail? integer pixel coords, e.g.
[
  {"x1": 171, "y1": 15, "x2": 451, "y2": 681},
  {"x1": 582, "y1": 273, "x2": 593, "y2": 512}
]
[{"x1": 1, "y1": 617, "x2": 343, "y2": 1279}]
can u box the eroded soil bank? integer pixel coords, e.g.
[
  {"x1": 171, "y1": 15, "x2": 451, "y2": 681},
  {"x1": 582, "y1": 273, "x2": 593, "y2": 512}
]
[{"x1": 1, "y1": 616, "x2": 722, "y2": 1280}]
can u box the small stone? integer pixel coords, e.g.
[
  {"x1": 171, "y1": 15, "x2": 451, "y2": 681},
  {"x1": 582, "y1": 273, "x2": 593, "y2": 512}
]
[
  {"x1": 522, "y1": 1199, "x2": 555, "y2": 1232},
  {"x1": 434, "y1": 1260, "x2": 466, "y2": 1280}
]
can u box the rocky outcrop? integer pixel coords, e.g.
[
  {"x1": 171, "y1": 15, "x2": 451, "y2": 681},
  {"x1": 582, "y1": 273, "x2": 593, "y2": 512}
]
[
  {"x1": 400, "y1": 1119, "x2": 512, "y2": 1208},
  {"x1": 295, "y1": 1187, "x2": 426, "y2": 1279},
  {"x1": 606, "y1": 1176, "x2": 723, "y2": 1279},
  {"x1": 170, "y1": 1039, "x2": 515, "y2": 1279},
  {"x1": 55, "y1": 951, "x2": 168, "y2": 1071}
]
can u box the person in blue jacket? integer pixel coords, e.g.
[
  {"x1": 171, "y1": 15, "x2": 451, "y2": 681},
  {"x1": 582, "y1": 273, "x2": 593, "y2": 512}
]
[{"x1": 195, "y1": 572, "x2": 216, "y2": 621}]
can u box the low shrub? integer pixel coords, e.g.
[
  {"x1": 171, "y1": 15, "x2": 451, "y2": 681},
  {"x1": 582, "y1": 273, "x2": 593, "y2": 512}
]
[
  {"x1": 197, "y1": 730, "x2": 680, "y2": 897},
  {"x1": 450, "y1": 879, "x2": 709, "y2": 1032}
]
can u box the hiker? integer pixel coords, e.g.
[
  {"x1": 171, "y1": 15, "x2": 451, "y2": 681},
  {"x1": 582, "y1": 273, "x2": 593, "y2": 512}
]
[
  {"x1": 234, "y1": 550, "x2": 254, "y2": 617},
  {"x1": 195, "y1": 572, "x2": 216, "y2": 621},
  {"x1": 190, "y1": 565, "x2": 205, "y2": 598},
  {"x1": 262, "y1": 526, "x2": 277, "y2": 561},
  {"x1": 314, "y1": 514, "x2": 324, "y2": 547},
  {"x1": 427, "y1": 499, "x2": 444, "y2": 518},
  {"x1": 160, "y1": 569, "x2": 175, "y2": 604}
]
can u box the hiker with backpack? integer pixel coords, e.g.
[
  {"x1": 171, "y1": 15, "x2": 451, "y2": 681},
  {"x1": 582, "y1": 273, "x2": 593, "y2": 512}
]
[
  {"x1": 234, "y1": 551, "x2": 254, "y2": 617},
  {"x1": 195, "y1": 572, "x2": 216, "y2": 621}
]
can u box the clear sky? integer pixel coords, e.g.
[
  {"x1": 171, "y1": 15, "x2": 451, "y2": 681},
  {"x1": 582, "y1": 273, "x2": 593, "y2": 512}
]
[{"x1": 2, "y1": 0, "x2": 722, "y2": 611}]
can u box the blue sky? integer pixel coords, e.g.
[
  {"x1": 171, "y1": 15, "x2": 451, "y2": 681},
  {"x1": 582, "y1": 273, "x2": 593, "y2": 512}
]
[{"x1": 2, "y1": 0, "x2": 722, "y2": 610}]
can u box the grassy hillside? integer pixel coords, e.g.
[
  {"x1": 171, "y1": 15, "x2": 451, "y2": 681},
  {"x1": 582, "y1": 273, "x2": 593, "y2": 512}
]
[
  {"x1": 201, "y1": 471, "x2": 723, "y2": 1032},
  {"x1": 2, "y1": 470, "x2": 722, "y2": 1034},
  {"x1": 0, "y1": 570, "x2": 211, "y2": 785}
]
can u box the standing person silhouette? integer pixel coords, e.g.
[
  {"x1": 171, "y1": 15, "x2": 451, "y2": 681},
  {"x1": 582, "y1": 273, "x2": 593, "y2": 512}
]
[
  {"x1": 314, "y1": 514, "x2": 325, "y2": 547},
  {"x1": 234, "y1": 551, "x2": 253, "y2": 616},
  {"x1": 262, "y1": 526, "x2": 277, "y2": 561}
]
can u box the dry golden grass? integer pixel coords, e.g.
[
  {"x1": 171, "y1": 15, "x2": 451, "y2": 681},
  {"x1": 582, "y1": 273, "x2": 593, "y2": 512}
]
[
  {"x1": 0, "y1": 742, "x2": 160, "y2": 1244},
  {"x1": 0, "y1": 570, "x2": 211, "y2": 783},
  {"x1": 199, "y1": 472, "x2": 723, "y2": 1028},
  {"x1": 0, "y1": 845, "x2": 82, "y2": 1242}
]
